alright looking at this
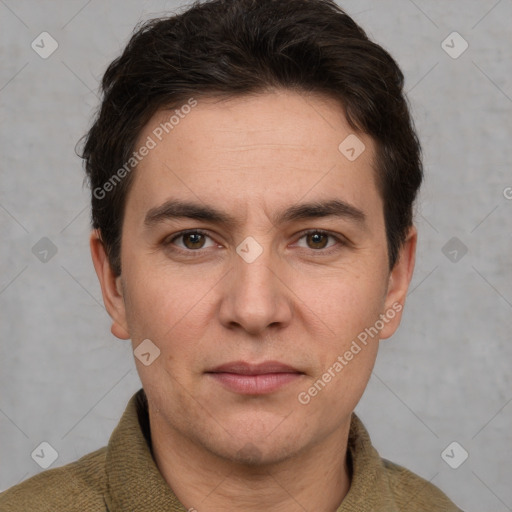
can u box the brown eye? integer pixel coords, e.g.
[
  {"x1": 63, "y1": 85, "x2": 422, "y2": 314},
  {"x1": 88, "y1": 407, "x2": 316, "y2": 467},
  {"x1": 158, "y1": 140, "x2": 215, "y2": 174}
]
[
  {"x1": 294, "y1": 229, "x2": 344, "y2": 254},
  {"x1": 182, "y1": 232, "x2": 206, "y2": 249},
  {"x1": 306, "y1": 232, "x2": 329, "y2": 249},
  {"x1": 165, "y1": 229, "x2": 216, "y2": 252}
]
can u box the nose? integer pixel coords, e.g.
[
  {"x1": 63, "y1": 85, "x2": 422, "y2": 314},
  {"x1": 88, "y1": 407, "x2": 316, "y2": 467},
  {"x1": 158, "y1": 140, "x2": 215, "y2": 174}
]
[{"x1": 218, "y1": 243, "x2": 293, "y2": 335}]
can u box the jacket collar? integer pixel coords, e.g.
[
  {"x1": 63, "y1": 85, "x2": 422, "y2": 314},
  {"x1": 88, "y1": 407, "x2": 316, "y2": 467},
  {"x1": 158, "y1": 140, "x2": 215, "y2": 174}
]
[
  {"x1": 105, "y1": 388, "x2": 187, "y2": 511},
  {"x1": 104, "y1": 388, "x2": 398, "y2": 512}
]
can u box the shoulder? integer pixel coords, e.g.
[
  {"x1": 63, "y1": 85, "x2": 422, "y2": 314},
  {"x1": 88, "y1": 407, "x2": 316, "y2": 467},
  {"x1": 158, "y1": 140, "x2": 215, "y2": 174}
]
[
  {"x1": 382, "y1": 458, "x2": 464, "y2": 512},
  {"x1": 0, "y1": 446, "x2": 108, "y2": 512}
]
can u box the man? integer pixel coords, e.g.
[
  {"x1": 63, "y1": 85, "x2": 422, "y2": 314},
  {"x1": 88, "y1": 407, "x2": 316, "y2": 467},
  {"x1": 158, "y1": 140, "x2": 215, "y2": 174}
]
[{"x1": 0, "y1": 0, "x2": 463, "y2": 510}]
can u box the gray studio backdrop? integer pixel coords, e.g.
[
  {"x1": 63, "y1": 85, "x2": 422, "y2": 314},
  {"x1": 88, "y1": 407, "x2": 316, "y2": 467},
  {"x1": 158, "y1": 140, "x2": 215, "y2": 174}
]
[{"x1": 1, "y1": 1, "x2": 511, "y2": 510}]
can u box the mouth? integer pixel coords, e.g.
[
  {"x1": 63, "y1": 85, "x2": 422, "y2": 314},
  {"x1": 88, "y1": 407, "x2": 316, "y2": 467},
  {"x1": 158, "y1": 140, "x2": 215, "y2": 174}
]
[{"x1": 206, "y1": 361, "x2": 305, "y2": 395}]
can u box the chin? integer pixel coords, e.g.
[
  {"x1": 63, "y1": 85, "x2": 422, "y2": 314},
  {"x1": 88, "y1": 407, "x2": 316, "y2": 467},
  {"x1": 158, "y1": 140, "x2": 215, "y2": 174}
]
[{"x1": 203, "y1": 427, "x2": 309, "y2": 468}]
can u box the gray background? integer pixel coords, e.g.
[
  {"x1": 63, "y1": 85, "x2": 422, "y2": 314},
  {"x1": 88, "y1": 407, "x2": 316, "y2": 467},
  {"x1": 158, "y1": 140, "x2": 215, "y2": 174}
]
[{"x1": 1, "y1": 1, "x2": 511, "y2": 510}]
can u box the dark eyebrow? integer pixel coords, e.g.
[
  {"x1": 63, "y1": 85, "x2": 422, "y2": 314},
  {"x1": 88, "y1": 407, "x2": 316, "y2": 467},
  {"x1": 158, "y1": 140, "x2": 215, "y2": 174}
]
[
  {"x1": 276, "y1": 199, "x2": 366, "y2": 225},
  {"x1": 144, "y1": 200, "x2": 237, "y2": 228},
  {"x1": 144, "y1": 198, "x2": 366, "y2": 229}
]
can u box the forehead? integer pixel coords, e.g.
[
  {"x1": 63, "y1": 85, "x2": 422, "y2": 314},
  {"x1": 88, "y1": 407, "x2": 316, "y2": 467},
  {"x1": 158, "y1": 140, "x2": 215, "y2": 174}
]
[{"x1": 126, "y1": 90, "x2": 381, "y2": 224}]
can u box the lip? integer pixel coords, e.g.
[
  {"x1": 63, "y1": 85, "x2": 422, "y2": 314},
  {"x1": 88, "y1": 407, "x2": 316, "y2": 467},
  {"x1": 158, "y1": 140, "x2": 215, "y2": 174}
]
[
  {"x1": 208, "y1": 360, "x2": 301, "y2": 375},
  {"x1": 206, "y1": 360, "x2": 304, "y2": 395}
]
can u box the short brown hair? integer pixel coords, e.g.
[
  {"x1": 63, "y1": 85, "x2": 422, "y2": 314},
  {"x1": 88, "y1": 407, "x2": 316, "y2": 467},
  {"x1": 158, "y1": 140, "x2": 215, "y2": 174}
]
[{"x1": 81, "y1": 0, "x2": 423, "y2": 275}]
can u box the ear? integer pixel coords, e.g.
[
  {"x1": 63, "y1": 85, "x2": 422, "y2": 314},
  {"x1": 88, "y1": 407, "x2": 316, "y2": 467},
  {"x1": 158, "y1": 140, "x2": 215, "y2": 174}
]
[
  {"x1": 89, "y1": 230, "x2": 130, "y2": 340},
  {"x1": 379, "y1": 225, "x2": 417, "y2": 340}
]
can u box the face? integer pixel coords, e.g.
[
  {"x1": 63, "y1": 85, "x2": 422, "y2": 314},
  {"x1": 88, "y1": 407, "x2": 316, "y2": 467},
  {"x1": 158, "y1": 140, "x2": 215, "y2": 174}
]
[{"x1": 92, "y1": 90, "x2": 416, "y2": 466}]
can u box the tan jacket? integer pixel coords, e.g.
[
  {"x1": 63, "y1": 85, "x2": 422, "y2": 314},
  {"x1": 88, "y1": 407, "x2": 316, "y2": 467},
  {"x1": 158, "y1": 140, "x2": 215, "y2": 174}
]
[{"x1": 0, "y1": 389, "x2": 463, "y2": 511}]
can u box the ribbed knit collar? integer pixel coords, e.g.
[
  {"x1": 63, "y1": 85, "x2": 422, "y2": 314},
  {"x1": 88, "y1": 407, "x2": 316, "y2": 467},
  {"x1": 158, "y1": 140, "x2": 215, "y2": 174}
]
[{"x1": 104, "y1": 388, "x2": 399, "y2": 512}]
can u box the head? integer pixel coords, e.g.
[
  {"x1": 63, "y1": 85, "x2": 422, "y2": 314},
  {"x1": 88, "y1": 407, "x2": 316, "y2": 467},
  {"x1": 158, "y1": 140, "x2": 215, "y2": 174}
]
[{"x1": 85, "y1": 0, "x2": 421, "y2": 466}]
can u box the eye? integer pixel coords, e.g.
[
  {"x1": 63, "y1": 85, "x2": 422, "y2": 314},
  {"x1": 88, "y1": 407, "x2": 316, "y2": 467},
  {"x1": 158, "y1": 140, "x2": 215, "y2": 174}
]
[
  {"x1": 165, "y1": 229, "x2": 217, "y2": 251},
  {"x1": 163, "y1": 228, "x2": 345, "y2": 256},
  {"x1": 295, "y1": 229, "x2": 344, "y2": 252}
]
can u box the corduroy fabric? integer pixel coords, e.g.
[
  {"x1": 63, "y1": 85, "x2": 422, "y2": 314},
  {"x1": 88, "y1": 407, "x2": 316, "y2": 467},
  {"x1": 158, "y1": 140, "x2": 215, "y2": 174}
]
[{"x1": 0, "y1": 388, "x2": 463, "y2": 511}]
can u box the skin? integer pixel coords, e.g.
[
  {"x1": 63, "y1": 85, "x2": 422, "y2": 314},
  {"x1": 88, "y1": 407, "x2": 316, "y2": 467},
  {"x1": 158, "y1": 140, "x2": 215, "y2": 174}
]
[{"x1": 91, "y1": 89, "x2": 416, "y2": 511}]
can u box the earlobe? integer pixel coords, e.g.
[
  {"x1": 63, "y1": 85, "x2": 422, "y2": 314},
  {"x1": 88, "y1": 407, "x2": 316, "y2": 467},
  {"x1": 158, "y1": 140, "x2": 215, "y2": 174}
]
[
  {"x1": 89, "y1": 230, "x2": 130, "y2": 340},
  {"x1": 380, "y1": 225, "x2": 417, "y2": 340}
]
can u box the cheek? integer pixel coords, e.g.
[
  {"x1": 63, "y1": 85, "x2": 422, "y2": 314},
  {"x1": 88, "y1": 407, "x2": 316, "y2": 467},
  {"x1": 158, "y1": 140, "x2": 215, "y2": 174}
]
[
  {"x1": 293, "y1": 269, "x2": 386, "y2": 404},
  {"x1": 296, "y1": 334, "x2": 378, "y2": 428},
  {"x1": 122, "y1": 249, "x2": 214, "y2": 333},
  {"x1": 124, "y1": 274, "x2": 208, "y2": 391},
  {"x1": 296, "y1": 271, "x2": 387, "y2": 341}
]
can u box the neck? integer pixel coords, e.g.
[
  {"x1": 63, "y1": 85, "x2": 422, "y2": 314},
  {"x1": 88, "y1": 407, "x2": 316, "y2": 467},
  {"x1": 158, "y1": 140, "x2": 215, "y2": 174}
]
[{"x1": 149, "y1": 410, "x2": 352, "y2": 512}]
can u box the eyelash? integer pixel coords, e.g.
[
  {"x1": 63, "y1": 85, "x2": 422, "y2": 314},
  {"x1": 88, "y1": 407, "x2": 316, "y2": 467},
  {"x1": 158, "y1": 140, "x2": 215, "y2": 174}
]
[{"x1": 163, "y1": 228, "x2": 346, "y2": 257}]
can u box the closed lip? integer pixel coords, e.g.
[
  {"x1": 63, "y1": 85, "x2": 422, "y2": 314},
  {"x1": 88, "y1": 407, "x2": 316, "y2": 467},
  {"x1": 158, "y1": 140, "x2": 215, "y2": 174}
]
[{"x1": 206, "y1": 360, "x2": 303, "y2": 375}]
